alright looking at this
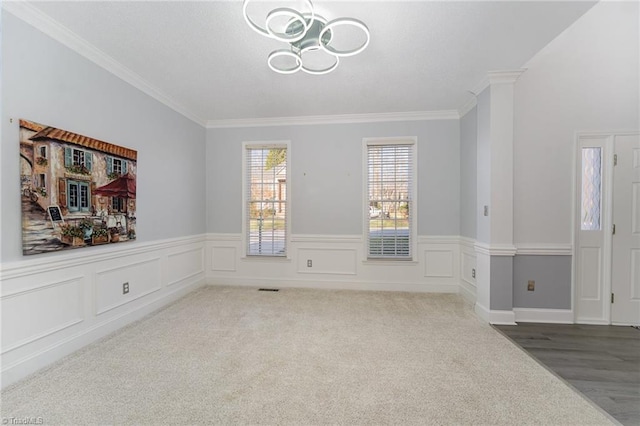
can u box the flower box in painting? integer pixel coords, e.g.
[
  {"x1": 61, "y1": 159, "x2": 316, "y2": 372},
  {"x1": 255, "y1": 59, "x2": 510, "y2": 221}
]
[
  {"x1": 61, "y1": 235, "x2": 85, "y2": 246},
  {"x1": 91, "y1": 235, "x2": 109, "y2": 245}
]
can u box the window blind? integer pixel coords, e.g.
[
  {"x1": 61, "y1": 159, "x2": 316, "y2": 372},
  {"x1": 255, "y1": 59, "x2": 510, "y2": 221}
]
[
  {"x1": 367, "y1": 144, "x2": 412, "y2": 259},
  {"x1": 246, "y1": 147, "x2": 287, "y2": 256}
]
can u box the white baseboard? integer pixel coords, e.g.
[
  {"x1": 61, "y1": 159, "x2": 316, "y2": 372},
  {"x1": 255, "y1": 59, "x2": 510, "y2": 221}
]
[
  {"x1": 574, "y1": 318, "x2": 611, "y2": 325},
  {"x1": 513, "y1": 308, "x2": 574, "y2": 324},
  {"x1": 458, "y1": 281, "x2": 476, "y2": 304},
  {"x1": 474, "y1": 303, "x2": 516, "y2": 325},
  {"x1": 1, "y1": 279, "x2": 204, "y2": 389},
  {"x1": 207, "y1": 277, "x2": 459, "y2": 293}
]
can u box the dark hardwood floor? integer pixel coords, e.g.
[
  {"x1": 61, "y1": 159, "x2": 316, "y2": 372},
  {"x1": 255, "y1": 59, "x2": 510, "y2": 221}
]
[{"x1": 494, "y1": 323, "x2": 640, "y2": 426}]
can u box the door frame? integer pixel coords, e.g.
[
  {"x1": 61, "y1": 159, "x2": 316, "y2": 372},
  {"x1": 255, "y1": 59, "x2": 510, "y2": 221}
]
[{"x1": 572, "y1": 131, "x2": 640, "y2": 324}]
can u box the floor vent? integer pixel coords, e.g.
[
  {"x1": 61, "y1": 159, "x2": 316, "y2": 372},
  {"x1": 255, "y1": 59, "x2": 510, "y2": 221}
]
[{"x1": 258, "y1": 288, "x2": 279, "y2": 292}]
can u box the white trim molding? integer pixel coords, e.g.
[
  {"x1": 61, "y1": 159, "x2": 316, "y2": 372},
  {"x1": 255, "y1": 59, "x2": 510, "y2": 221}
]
[
  {"x1": 515, "y1": 243, "x2": 573, "y2": 256},
  {"x1": 458, "y1": 96, "x2": 477, "y2": 118},
  {"x1": 206, "y1": 110, "x2": 460, "y2": 129},
  {"x1": 487, "y1": 69, "x2": 527, "y2": 85},
  {"x1": 459, "y1": 280, "x2": 477, "y2": 304},
  {"x1": 474, "y1": 302, "x2": 516, "y2": 325},
  {"x1": 513, "y1": 308, "x2": 574, "y2": 324},
  {"x1": 459, "y1": 236, "x2": 476, "y2": 250},
  {"x1": 474, "y1": 242, "x2": 517, "y2": 256},
  {"x1": 470, "y1": 69, "x2": 527, "y2": 100},
  {"x1": 0, "y1": 234, "x2": 205, "y2": 281}
]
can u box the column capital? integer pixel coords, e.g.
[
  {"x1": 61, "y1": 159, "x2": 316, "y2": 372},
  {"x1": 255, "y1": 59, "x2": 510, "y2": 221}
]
[
  {"x1": 487, "y1": 69, "x2": 526, "y2": 85},
  {"x1": 472, "y1": 69, "x2": 527, "y2": 95}
]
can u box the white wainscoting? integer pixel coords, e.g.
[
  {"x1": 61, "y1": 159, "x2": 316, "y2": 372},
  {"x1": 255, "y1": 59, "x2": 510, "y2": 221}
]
[
  {"x1": 459, "y1": 237, "x2": 477, "y2": 303},
  {"x1": 206, "y1": 234, "x2": 460, "y2": 293},
  {"x1": 297, "y1": 248, "x2": 357, "y2": 275},
  {"x1": 474, "y1": 303, "x2": 517, "y2": 325},
  {"x1": 513, "y1": 308, "x2": 574, "y2": 324},
  {"x1": 0, "y1": 234, "x2": 206, "y2": 389}
]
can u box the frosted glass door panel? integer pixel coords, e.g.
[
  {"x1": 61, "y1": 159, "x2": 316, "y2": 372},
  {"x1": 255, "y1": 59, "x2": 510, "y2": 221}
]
[{"x1": 581, "y1": 147, "x2": 602, "y2": 231}]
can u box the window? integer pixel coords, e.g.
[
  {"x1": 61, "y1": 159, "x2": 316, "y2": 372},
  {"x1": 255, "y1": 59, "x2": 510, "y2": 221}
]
[
  {"x1": 64, "y1": 147, "x2": 92, "y2": 171},
  {"x1": 366, "y1": 141, "x2": 415, "y2": 259},
  {"x1": 39, "y1": 146, "x2": 47, "y2": 158},
  {"x1": 107, "y1": 157, "x2": 128, "y2": 177},
  {"x1": 112, "y1": 197, "x2": 125, "y2": 212},
  {"x1": 67, "y1": 180, "x2": 90, "y2": 212},
  {"x1": 113, "y1": 159, "x2": 123, "y2": 175},
  {"x1": 36, "y1": 174, "x2": 46, "y2": 189},
  {"x1": 581, "y1": 147, "x2": 602, "y2": 230},
  {"x1": 73, "y1": 150, "x2": 85, "y2": 166},
  {"x1": 245, "y1": 145, "x2": 288, "y2": 256}
]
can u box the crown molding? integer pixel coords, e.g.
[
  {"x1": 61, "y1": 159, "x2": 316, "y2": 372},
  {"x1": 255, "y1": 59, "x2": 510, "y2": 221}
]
[
  {"x1": 487, "y1": 69, "x2": 527, "y2": 85},
  {"x1": 469, "y1": 69, "x2": 527, "y2": 97},
  {"x1": 206, "y1": 110, "x2": 460, "y2": 129},
  {"x1": 471, "y1": 78, "x2": 490, "y2": 97},
  {"x1": 2, "y1": 1, "x2": 207, "y2": 127},
  {"x1": 458, "y1": 96, "x2": 477, "y2": 118}
]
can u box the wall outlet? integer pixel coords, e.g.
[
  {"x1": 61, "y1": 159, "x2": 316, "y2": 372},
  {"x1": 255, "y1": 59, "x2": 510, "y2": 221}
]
[
  {"x1": 471, "y1": 268, "x2": 476, "y2": 279},
  {"x1": 123, "y1": 282, "x2": 129, "y2": 294},
  {"x1": 527, "y1": 280, "x2": 535, "y2": 291},
  {"x1": 307, "y1": 259, "x2": 312, "y2": 267},
  {"x1": 483, "y1": 205, "x2": 489, "y2": 217}
]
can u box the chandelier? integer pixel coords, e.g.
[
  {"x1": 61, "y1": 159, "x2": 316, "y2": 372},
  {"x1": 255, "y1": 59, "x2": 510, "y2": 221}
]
[{"x1": 243, "y1": 0, "x2": 370, "y2": 75}]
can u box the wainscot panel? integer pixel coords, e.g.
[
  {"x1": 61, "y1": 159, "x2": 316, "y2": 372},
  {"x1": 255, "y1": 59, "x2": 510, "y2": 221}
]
[
  {"x1": 211, "y1": 247, "x2": 238, "y2": 272},
  {"x1": 424, "y1": 250, "x2": 454, "y2": 277},
  {"x1": 207, "y1": 234, "x2": 461, "y2": 293},
  {"x1": 2, "y1": 276, "x2": 84, "y2": 354},
  {"x1": 0, "y1": 234, "x2": 206, "y2": 389},
  {"x1": 297, "y1": 248, "x2": 357, "y2": 275},
  {"x1": 95, "y1": 257, "x2": 162, "y2": 315},
  {"x1": 167, "y1": 247, "x2": 205, "y2": 287}
]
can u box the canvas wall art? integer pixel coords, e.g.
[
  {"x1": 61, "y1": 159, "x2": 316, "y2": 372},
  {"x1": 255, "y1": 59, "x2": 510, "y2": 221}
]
[{"x1": 19, "y1": 119, "x2": 137, "y2": 255}]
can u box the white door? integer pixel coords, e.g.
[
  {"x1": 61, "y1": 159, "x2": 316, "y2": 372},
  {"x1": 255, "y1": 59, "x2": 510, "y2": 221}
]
[
  {"x1": 611, "y1": 135, "x2": 640, "y2": 325},
  {"x1": 575, "y1": 136, "x2": 611, "y2": 323}
]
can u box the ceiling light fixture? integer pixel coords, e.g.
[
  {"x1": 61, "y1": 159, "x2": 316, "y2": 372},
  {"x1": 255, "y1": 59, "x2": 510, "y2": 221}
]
[{"x1": 243, "y1": 0, "x2": 370, "y2": 75}]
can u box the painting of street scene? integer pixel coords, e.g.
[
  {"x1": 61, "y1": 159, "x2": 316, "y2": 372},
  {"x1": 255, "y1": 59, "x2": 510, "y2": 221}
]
[{"x1": 20, "y1": 119, "x2": 137, "y2": 255}]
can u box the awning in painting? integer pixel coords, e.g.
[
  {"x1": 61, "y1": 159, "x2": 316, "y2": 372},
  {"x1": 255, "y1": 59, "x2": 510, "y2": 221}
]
[{"x1": 95, "y1": 173, "x2": 136, "y2": 199}]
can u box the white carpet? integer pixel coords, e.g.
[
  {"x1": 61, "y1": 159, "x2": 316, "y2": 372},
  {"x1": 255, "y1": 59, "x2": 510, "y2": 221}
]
[{"x1": 1, "y1": 286, "x2": 614, "y2": 425}]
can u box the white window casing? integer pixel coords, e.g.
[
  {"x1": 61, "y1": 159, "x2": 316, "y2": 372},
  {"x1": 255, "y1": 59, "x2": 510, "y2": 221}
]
[
  {"x1": 364, "y1": 137, "x2": 417, "y2": 260},
  {"x1": 242, "y1": 142, "x2": 290, "y2": 258}
]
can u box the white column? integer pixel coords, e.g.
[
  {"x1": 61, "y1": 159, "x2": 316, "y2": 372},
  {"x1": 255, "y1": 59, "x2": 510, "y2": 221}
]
[{"x1": 474, "y1": 70, "x2": 524, "y2": 324}]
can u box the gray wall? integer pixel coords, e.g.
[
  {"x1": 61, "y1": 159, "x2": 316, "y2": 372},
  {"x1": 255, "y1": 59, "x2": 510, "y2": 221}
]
[
  {"x1": 1, "y1": 12, "x2": 206, "y2": 262},
  {"x1": 207, "y1": 120, "x2": 460, "y2": 236},
  {"x1": 475, "y1": 89, "x2": 491, "y2": 244},
  {"x1": 459, "y1": 106, "x2": 477, "y2": 239},
  {"x1": 513, "y1": 256, "x2": 571, "y2": 309},
  {"x1": 490, "y1": 256, "x2": 513, "y2": 311}
]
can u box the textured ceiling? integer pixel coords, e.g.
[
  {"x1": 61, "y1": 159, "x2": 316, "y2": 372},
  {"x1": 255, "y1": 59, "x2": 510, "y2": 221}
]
[{"x1": 25, "y1": 1, "x2": 597, "y2": 124}]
